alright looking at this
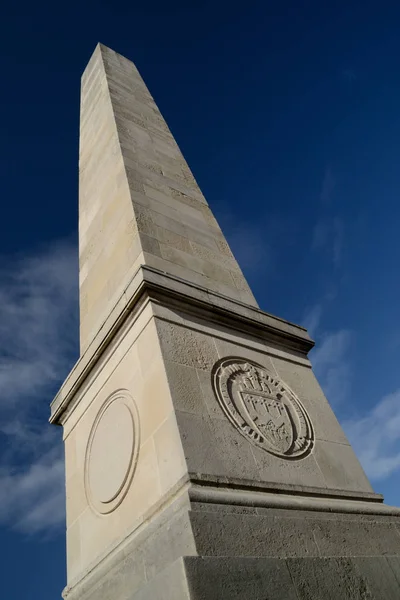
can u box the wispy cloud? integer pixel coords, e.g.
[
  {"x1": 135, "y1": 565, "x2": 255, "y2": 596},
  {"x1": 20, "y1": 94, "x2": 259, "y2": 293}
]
[
  {"x1": 312, "y1": 167, "x2": 344, "y2": 267},
  {"x1": 310, "y1": 328, "x2": 352, "y2": 406},
  {"x1": 0, "y1": 448, "x2": 65, "y2": 534},
  {"x1": 227, "y1": 227, "x2": 272, "y2": 272},
  {"x1": 305, "y1": 302, "x2": 400, "y2": 485},
  {"x1": 320, "y1": 166, "x2": 335, "y2": 206},
  {"x1": 302, "y1": 303, "x2": 323, "y2": 338},
  {"x1": 312, "y1": 216, "x2": 344, "y2": 267},
  {"x1": 218, "y1": 208, "x2": 273, "y2": 273},
  {"x1": 344, "y1": 389, "x2": 400, "y2": 481},
  {"x1": 0, "y1": 240, "x2": 78, "y2": 534},
  {"x1": 302, "y1": 298, "x2": 352, "y2": 408}
]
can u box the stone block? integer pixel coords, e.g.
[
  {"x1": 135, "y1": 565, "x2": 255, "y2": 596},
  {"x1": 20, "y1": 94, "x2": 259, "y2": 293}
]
[
  {"x1": 132, "y1": 558, "x2": 190, "y2": 600},
  {"x1": 175, "y1": 410, "x2": 260, "y2": 482},
  {"x1": 153, "y1": 412, "x2": 187, "y2": 495},
  {"x1": 150, "y1": 209, "x2": 188, "y2": 238},
  {"x1": 64, "y1": 428, "x2": 77, "y2": 481},
  {"x1": 136, "y1": 319, "x2": 164, "y2": 377},
  {"x1": 139, "y1": 232, "x2": 162, "y2": 257},
  {"x1": 175, "y1": 411, "x2": 231, "y2": 477},
  {"x1": 386, "y1": 556, "x2": 400, "y2": 585},
  {"x1": 66, "y1": 518, "x2": 82, "y2": 582},
  {"x1": 64, "y1": 496, "x2": 194, "y2": 600},
  {"x1": 271, "y1": 356, "x2": 350, "y2": 445},
  {"x1": 190, "y1": 510, "x2": 319, "y2": 558},
  {"x1": 134, "y1": 365, "x2": 173, "y2": 446},
  {"x1": 250, "y1": 439, "x2": 328, "y2": 490},
  {"x1": 143, "y1": 252, "x2": 210, "y2": 289},
  {"x1": 314, "y1": 439, "x2": 373, "y2": 493},
  {"x1": 213, "y1": 337, "x2": 276, "y2": 373},
  {"x1": 184, "y1": 224, "x2": 221, "y2": 251},
  {"x1": 287, "y1": 557, "x2": 374, "y2": 600},
  {"x1": 353, "y1": 557, "x2": 400, "y2": 599},
  {"x1": 141, "y1": 509, "x2": 196, "y2": 583},
  {"x1": 313, "y1": 518, "x2": 400, "y2": 557},
  {"x1": 195, "y1": 367, "x2": 226, "y2": 420},
  {"x1": 184, "y1": 556, "x2": 299, "y2": 600},
  {"x1": 156, "y1": 227, "x2": 193, "y2": 254},
  {"x1": 128, "y1": 435, "x2": 161, "y2": 515},
  {"x1": 65, "y1": 468, "x2": 87, "y2": 529},
  {"x1": 156, "y1": 320, "x2": 219, "y2": 372},
  {"x1": 201, "y1": 259, "x2": 236, "y2": 287},
  {"x1": 162, "y1": 360, "x2": 208, "y2": 417}
]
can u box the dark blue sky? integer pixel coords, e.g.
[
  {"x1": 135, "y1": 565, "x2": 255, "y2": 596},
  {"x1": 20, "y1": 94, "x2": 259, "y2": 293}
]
[{"x1": 1, "y1": 1, "x2": 400, "y2": 598}]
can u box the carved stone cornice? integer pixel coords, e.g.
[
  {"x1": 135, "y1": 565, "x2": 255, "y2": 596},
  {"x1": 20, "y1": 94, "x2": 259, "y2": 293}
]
[{"x1": 50, "y1": 265, "x2": 313, "y2": 425}]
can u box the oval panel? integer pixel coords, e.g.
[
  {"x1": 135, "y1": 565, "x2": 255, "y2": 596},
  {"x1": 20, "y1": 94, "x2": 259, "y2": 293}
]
[{"x1": 85, "y1": 391, "x2": 140, "y2": 514}]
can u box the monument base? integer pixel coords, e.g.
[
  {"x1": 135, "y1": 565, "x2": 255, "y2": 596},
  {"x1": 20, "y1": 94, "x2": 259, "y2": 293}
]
[
  {"x1": 134, "y1": 555, "x2": 400, "y2": 600},
  {"x1": 63, "y1": 483, "x2": 400, "y2": 600}
]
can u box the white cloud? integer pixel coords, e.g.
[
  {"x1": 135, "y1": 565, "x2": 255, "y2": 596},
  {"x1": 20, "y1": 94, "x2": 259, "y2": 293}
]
[
  {"x1": 302, "y1": 304, "x2": 323, "y2": 338},
  {"x1": 343, "y1": 389, "x2": 400, "y2": 481},
  {"x1": 0, "y1": 448, "x2": 65, "y2": 535},
  {"x1": 228, "y1": 227, "x2": 272, "y2": 272},
  {"x1": 307, "y1": 313, "x2": 400, "y2": 483},
  {"x1": 0, "y1": 240, "x2": 78, "y2": 534},
  {"x1": 310, "y1": 329, "x2": 352, "y2": 406},
  {"x1": 311, "y1": 329, "x2": 351, "y2": 371},
  {"x1": 311, "y1": 217, "x2": 344, "y2": 267}
]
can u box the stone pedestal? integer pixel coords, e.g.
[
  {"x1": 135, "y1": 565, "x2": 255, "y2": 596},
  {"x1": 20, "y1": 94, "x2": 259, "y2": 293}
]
[{"x1": 50, "y1": 45, "x2": 400, "y2": 599}]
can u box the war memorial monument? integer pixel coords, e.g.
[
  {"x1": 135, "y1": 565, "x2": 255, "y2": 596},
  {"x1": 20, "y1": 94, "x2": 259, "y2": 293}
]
[{"x1": 50, "y1": 44, "x2": 400, "y2": 599}]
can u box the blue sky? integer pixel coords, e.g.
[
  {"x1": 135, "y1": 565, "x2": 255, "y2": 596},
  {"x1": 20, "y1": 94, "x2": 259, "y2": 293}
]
[{"x1": 1, "y1": 1, "x2": 400, "y2": 597}]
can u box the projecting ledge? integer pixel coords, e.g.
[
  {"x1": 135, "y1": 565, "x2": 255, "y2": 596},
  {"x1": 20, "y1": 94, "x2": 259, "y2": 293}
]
[
  {"x1": 188, "y1": 484, "x2": 399, "y2": 516},
  {"x1": 50, "y1": 265, "x2": 313, "y2": 425}
]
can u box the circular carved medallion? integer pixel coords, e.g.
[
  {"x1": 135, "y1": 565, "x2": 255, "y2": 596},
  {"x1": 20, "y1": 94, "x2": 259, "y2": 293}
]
[
  {"x1": 212, "y1": 358, "x2": 314, "y2": 459},
  {"x1": 85, "y1": 390, "x2": 140, "y2": 514}
]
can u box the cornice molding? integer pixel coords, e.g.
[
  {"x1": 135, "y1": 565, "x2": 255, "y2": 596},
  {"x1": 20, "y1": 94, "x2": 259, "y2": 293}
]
[{"x1": 50, "y1": 266, "x2": 314, "y2": 425}]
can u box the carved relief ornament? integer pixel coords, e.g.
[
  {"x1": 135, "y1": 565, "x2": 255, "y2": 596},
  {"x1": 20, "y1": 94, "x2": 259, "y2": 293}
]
[
  {"x1": 212, "y1": 358, "x2": 314, "y2": 459},
  {"x1": 84, "y1": 390, "x2": 140, "y2": 514}
]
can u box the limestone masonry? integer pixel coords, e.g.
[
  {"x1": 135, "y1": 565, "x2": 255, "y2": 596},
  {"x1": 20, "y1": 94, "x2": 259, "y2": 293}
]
[{"x1": 51, "y1": 44, "x2": 400, "y2": 599}]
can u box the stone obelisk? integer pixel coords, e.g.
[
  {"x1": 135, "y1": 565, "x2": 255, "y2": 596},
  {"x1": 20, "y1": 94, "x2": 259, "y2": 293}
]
[{"x1": 51, "y1": 44, "x2": 400, "y2": 600}]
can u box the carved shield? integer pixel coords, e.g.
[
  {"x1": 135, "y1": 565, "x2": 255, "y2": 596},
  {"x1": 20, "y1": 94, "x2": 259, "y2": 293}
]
[
  {"x1": 212, "y1": 358, "x2": 314, "y2": 459},
  {"x1": 239, "y1": 389, "x2": 293, "y2": 454}
]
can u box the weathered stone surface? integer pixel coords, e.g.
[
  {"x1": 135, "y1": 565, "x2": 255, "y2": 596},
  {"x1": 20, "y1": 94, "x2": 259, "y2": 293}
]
[
  {"x1": 156, "y1": 320, "x2": 219, "y2": 371},
  {"x1": 132, "y1": 559, "x2": 190, "y2": 600},
  {"x1": 190, "y1": 510, "x2": 320, "y2": 558},
  {"x1": 79, "y1": 44, "x2": 258, "y2": 352},
  {"x1": 313, "y1": 439, "x2": 373, "y2": 493},
  {"x1": 287, "y1": 557, "x2": 374, "y2": 599},
  {"x1": 63, "y1": 496, "x2": 195, "y2": 600},
  {"x1": 313, "y1": 517, "x2": 400, "y2": 556},
  {"x1": 271, "y1": 355, "x2": 350, "y2": 445},
  {"x1": 184, "y1": 556, "x2": 299, "y2": 600},
  {"x1": 353, "y1": 558, "x2": 400, "y2": 600}
]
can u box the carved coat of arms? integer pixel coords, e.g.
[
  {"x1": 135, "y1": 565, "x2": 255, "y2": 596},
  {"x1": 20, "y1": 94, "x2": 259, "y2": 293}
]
[{"x1": 212, "y1": 358, "x2": 314, "y2": 459}]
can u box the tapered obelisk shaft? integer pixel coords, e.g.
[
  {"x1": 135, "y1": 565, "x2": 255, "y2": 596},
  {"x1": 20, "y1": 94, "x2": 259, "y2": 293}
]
[{"x1": 79, "y1": 44, "x2": 257, "y2": 351}]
